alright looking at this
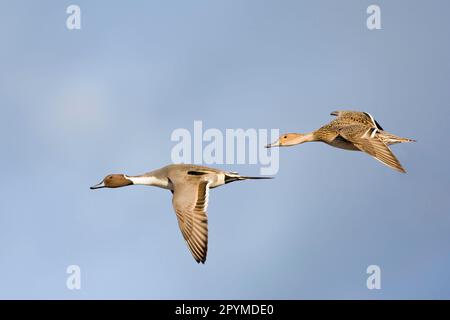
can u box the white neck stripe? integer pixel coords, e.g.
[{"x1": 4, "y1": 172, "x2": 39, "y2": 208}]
[{"x1": 125, "y1": 175, "x2": 169, "y2": 189}]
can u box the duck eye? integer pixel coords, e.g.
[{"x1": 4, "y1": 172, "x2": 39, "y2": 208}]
[{"x1": 283, "y1": 136, "x2": 288, "y2": 139}]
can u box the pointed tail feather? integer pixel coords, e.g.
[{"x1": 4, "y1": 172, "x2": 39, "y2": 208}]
[
  {"x1": 380, "y1": 132, "x2": 416, "y2": 145},
  {"x1": 240, "y1": 176, "x2": 274, "y2": 180},
  {"x1": 393, "y1": 136, "x2": 416, "y2": 143},
  {"x1": 224, "y1": 174, "x2": 273, "y2": 184}
]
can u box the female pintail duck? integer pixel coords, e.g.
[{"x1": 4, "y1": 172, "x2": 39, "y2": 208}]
[
  {"x1": 266, "y1": 110, "x2": 415, "y2": 173},
  {"x1": 91, "y1": 164, "x2": 272, "y2": 264}
]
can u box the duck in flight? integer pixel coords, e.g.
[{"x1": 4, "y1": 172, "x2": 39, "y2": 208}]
[
  {"x1": 266, "y1": 110, "x2": 415, "y2": 173},
  {"x1": 91, "y1": 164, "x2": 272, "y2": 263}
]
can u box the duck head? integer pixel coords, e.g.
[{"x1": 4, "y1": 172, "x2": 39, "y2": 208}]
[
  {"x1": 265, "y1": 133, "x2": 312, "y2": 148},
  {"x1": 90, "y1": 174, "x2": 133, "y2": 189}
]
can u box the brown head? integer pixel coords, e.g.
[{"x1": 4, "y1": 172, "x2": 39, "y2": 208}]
[
  {"x1": 265, "y1": 133, "x2": 313, "y2": 148},
  {"x1": 90, "y1": 174, "x2": 133, "y2": 189}
]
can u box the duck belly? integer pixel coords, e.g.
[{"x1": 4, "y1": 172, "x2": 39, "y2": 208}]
[{"x1": 327, "y1": 138, "x2": 359, "y2": 151}]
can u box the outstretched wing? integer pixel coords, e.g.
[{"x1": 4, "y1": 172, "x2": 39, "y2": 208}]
[
  {"x1": 338, "y1": 125, "x2": 406, "y2": 173},
  {"x1": 171, "y1": 179, "x2": 209, "y2": 263},
  {"x1": 331, "y1": 110, "x2": 384, "y2": 130}
]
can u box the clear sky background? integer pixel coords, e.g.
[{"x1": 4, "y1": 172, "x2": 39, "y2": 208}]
[{"x1": 0, "y1": 0, "x2": 449, "y2": 299}]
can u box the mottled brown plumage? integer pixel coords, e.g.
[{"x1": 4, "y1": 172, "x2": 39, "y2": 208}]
[{"x1": 267, "y1": 110, "x2": 415, "y2": 173}]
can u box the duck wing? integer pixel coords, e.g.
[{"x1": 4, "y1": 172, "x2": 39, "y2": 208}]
[
  {"x1": 338, "y1": 125, "x2": 406, "y2": 173},
  {"x1": 171, "y1": 178, "x2": 210, "y2": 263},
  {"x1": 330, "y1": 110, "x2": 384, "y2": 130}
]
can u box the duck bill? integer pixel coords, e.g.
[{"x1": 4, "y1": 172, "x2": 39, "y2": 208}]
[
  {"x1": 90, "y1": 181, "x2": 105, "y2": 190},
  {"x1": 265, "y1": 141, "x2": 280, "y2": 148}
]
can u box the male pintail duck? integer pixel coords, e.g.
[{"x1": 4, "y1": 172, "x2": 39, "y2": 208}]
[
  {"x1": 266, "y1": 110, "x2": 415, "y2": 173},
  {"x1": 91, "y1": 164, "x2": 272, "y2": 263}
]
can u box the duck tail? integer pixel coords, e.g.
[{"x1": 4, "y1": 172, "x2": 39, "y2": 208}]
[
  {"x1": 380, "y1": 132, "x2": 416, "y2": 145},
  {"x1": 240, "y1": 176, "x2": 274, "y2": 180},
  {"x1": 224, "y1": 173, "x2": 273, "y2": 184}
]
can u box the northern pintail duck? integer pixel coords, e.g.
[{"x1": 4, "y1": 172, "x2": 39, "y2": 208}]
[
  {"x1": 91, "y1": 164, "x2": 272, "y2": 263},
  {"x1": 266, "y1": 110, "x2": 415, "y2": 173}
]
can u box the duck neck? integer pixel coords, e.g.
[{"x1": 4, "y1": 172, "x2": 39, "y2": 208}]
[
  {"x1": 292, "y1": 132, "x2": 316, "y2": 145},
  {"x1": 126, "y1": 175, "x2": 169, "y2": 189}
]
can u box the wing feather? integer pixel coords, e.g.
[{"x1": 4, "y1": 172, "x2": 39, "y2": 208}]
[
  {"x1": 339, "y1": 125, "x2": 406, "y2": 173},
  {"x1": 172, "y1": 180, "x2": 209, "y2": 263}
]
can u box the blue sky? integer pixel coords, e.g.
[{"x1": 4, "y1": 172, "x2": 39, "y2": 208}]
[{"x1": 0, "y1": 0, "x2": 449, "y2": 299}]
